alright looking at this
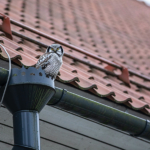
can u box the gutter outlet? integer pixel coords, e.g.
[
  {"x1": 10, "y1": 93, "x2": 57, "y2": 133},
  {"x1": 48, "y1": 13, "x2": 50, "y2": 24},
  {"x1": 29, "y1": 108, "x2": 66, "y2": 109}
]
[{"x1": 0, "y1": 67, "x2": 55, "y2": 150}]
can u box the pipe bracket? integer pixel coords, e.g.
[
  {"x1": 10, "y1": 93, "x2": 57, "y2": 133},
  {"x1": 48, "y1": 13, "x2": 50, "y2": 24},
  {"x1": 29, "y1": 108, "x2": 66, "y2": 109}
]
[
  {"x1": 50, "y1": 89, "x2": 67, "y2": 105},
  {"x1": 59, "y1": 89, "x2": 67, "y2": 101}
]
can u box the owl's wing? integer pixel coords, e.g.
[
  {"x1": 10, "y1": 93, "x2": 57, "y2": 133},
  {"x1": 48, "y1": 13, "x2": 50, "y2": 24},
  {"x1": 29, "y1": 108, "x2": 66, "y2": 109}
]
[{"x1": 36, "y1": 53, "x2": 52, "y2": 69}]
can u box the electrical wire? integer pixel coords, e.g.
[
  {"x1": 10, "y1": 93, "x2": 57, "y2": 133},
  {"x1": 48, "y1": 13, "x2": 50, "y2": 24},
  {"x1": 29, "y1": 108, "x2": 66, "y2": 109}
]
[{"x1": 0, "y1": 44, "x2": 11, "y2": 108}]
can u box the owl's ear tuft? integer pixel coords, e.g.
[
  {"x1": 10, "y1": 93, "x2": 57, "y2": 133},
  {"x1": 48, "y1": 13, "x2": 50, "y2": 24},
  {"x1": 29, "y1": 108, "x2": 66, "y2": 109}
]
[{"x1": 46, "y1": 46, "x2": 51, "y2": 52}]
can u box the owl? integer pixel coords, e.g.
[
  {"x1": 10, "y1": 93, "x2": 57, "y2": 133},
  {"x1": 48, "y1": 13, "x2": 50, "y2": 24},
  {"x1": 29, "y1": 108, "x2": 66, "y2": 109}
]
[{"x1": 36, "y1": 44, "x2": 64, "y2": 79}]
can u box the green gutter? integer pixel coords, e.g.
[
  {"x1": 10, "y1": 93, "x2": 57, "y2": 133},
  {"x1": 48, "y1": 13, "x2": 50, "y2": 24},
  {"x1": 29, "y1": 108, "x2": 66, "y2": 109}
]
[
  {"x1": 0, "y1": 67, "x2": 150, "y2": 141},
  {"x1": 0, "y1": 67, "x2": 8, "y2": 86}
]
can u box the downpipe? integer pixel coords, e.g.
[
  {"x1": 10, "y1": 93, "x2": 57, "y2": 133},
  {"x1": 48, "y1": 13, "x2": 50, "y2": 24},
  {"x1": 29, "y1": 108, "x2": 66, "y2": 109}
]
[
  {"x1": 12, "y1": 111, "x2": 40, "y2": 150},
  {"x1": 0, "y1": 67, "x2": 55, "y2": 150}
]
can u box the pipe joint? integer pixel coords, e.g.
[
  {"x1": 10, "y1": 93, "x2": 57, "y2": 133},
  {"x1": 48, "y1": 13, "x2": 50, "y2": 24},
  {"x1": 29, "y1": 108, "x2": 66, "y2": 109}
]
[{"x1": 131, "y1": 120, "x2": 150, "y2": 140}]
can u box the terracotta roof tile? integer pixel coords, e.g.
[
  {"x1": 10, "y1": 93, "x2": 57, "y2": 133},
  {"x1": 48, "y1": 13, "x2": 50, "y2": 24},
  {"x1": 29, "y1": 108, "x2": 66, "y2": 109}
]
[
  {"x1": 0, "y1": 0, "x2": 150, "y2": 115},
  {"x1": 57, "y1": 69, "x2": 79, "y2": 83}
]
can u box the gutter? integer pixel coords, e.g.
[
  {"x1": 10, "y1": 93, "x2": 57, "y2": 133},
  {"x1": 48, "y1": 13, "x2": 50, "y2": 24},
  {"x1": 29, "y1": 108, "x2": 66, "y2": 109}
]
[{"x1": 0, "y1": 67, "x2": 150, "y2": 141}]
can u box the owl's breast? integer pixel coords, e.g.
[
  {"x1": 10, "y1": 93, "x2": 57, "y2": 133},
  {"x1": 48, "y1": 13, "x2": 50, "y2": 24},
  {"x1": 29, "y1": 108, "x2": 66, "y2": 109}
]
[
  {"x1": 44, "y1": 53, "x2": 62, "y2": 76},
  {"x1": 49, "y1": 53, "x2": 62, "y2": 65}
]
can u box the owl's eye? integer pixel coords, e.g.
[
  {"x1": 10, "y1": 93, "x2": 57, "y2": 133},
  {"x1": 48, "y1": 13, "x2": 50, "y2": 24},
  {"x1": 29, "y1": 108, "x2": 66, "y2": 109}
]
[
  {"x1": 51, "y1": 48, "x2": 54, "y2": 51},
  {"x1": 57, "y1": 48, "x2": 60, "y2": 50}
]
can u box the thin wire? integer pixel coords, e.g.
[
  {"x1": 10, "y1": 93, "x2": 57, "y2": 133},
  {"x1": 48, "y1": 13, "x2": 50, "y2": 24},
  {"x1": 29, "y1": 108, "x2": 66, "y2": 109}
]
[{"x1": 0, "y1": 44, "x2": 11, "y2": 108}]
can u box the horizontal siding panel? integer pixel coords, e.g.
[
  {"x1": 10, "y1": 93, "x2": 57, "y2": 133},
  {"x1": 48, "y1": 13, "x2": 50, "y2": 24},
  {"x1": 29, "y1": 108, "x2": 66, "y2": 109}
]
[
  {"x1": 0, "y1": 107, "x2": 120, "y2": 150},
  {"x1": 0, "y1": 121, "x2": 120, "y2": 150},
  {"x1": 0, "y1": 106, "x2": 150, "y2": 150},
  {"x1": 40, "y1": 106, "x2": 150, "y2": 150},
  {"x1": 40, "y1": 121, "x2": 120, "y2": 150},
  {"x1": 0, "y1": 142, "x2": 12, "y2": 150},
  {"x1": 0, "y1": 140, "x2": 74, "y2": 150},
  {"x1": 0, "y1": 124, "x2": 74, "y2": 150}
]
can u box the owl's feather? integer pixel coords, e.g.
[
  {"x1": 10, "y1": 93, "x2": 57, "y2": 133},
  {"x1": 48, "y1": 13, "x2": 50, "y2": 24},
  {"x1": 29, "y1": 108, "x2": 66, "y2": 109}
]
[
  {"x1": 36, "y1": 52, "x2": 63, "y2": 79},
  {"x1": 36, "y1": 44, "x2": 63, "y2": 79},
  {"x1": 36, "y1": 52, "x2": 52, "y2": 69}
]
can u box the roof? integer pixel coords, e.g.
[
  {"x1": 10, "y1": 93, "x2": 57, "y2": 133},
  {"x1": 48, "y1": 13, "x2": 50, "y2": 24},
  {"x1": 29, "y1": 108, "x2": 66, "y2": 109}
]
[{"x1": 0, "y1": 0, "x2": 150, "y2": 115}]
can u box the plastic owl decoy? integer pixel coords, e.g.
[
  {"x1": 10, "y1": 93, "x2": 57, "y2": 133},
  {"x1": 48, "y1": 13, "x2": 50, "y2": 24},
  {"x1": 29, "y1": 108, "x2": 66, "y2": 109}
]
[{"x1": 36, "y1": 43, "x2": 64, "y2": 79}]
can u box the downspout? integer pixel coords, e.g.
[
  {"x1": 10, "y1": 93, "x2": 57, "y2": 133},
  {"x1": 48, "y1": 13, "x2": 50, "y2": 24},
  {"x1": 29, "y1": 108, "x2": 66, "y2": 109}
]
[
  {"x1": 12, "y1": 111, "x2": 40, "y2": 150},
  {"x1": 0, "y1": 67, "x2": 55, "y2": 150},
  {"x1": 0, "y1": 67, "x2": 150, "y2": 141}
]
